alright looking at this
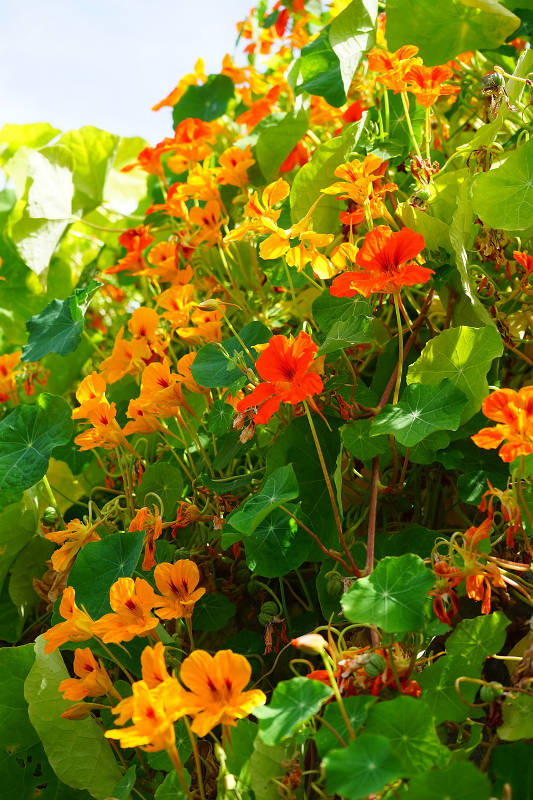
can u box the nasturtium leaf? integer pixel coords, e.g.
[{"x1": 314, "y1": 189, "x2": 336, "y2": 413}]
[
  {"x1": 406, "y1": 325, "x2": 503, "y2": 421},
  {"x1": 407, "y1": 430, "x2": 451, "y2": 465},
  {"x1": 417, "y1": 655, "x2": 480, "y2": 724},
  {"x1": 296, "y1": 29, "x2": 346, "y2": 107},
  {"x1": 24, "y1": 637, "x2": 122, "y2": 799},
  {"x1": 0, "y1": 493, "x2": 38, "y2": 593},
  {"x1": 387, "y1": 0, "x2": 520, "y2": 66},
  {"x1": 315, "y1": 695, "x2": 375, "y2": 756},
  {"x1": 374, "y1": 525, "x2": 441, "y2": 560},
  {"x1": 342, "y1": 419, "x2": 389, "y2": 462},
  {"x1": 255, "y1": 108, "x2": 309, "y2": 181},
  {"x1": 313, "y1": 291, "x2": 353, "y2": 331},
  {"x1": 8, "y1": 536, "x2": 53, "y2": 617},
  {"x1": 21, "y1": 279, "x2": 101, "y2": 361},
  {"x1": 67, "y1": 531, "x2": 144, "y2": 618},
  {"x1": 370, "y1": 380, "x2": 468, "y2": 447},
  {"x1": 224, "y1": 719, "x2": 257, "y2": 775},
  {"x1": 207, "y1": 399, "x2": 234, "y2": 435},
  {"x1": 0, "y1": 122, "x2": 60, "y2": 165},
  {"x1": 471, "y1": 137, "x2": 533, "y2": 231},
  {"x1": 154, "y1": 770, "x2": 191, "y2": 799},
  {"x1": 329, "y1": 0, "x2": 377, "y2": 94},
  {"x1": 246, "y1": 737, "x2": 296, "y2": 800},
  {"x1": 267, "y1": 415, "x2": 342, "y2": 551},
  {"x1": 499, "y1": 693, "x2": 533, "y2": 741},
  {"x1": 405, "y1": 762, "x2": 491, "y2": 800},
  {"x1": 172, "y1": 74, "x2": 234, "y2": 126},
  {"x1": 364, "y1": 695, "x2": 448, "y2": 775},
  {"x1": 193, "y1": 592, "x2": 235, "y2": 632},
  {"x1": 324, "y1": 734, "x2": 403, "y2": 799},
  {"x1": 227, "y1": 464, "x2": 299, "y2": 535},
  {"x1": 341, "y1": 554, "x2": 435, "y2": 633},
  {"x1": 110, "y1": 766, "x2": 137, "y2": 800},
  {"x1": 191, "y1": 321, "x2": 270, "y2": 388},
  {"x1": 57, "y1": 127, "x2": 119, "y2": 213},
  {"x1": 491, "y1": 743, "x2": 533, "y2": 800},
  {"x1": 318, "y1": 296, "x2": 374, "y2": 354},
  {"x1": 0, "y1": 644, "x2": 38, "y2": 754},
  {"x1": 256, "y1": 676, "x2": 333, "y2": 746},
  {"x1": 138, "y1": 461, "x2": 184, "y2": 520},
  {"x1": 0, "y1": 394, "x2": 72, "y2": 507},
  {"x1": 244, "y1": 506, "x2": 309, "y2": 578},
  {"x1": 446, "y1": 612, "x2": 508, "y2": 664},
  {"x1": 290, "y1": 120, "x2": 367, "y2": 233}
]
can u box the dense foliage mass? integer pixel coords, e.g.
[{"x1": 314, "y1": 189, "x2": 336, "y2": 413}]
[{"x1": 1, "y1": 0, "x2": 533, "y2": 797}]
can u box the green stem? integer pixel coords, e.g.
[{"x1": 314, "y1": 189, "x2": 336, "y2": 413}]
[
  {"x1": 392, "y1": 294, "x2": 404, "y2": 406},
  {"x1": 400, "y1": 92, "x2": 423, "y2": 161},
  {"x1": 184, "y1": 718, "x2": 207, "y2": 800},
  {"x1": 425, "y1": 106, "x2": 432, "y2": 162},
  {"x1": 320, "y1": 653, "x2": 355, "y2": 740},
  {"x1": 41, "y1": 475, "x2": 66, "y2": 527},
  {"x1": 168, "y1": 742, "x2": 193, "y2": 798}
]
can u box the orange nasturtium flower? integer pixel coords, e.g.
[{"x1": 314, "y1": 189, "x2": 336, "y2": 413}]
[
  {"x1": 74, "y1": 401, "x2": 129, "y2": 452},
  {"x1": 513, "y1": 250, "x2": 533, "y2": 279},
  {"x1": 471, "y1": 387, "x2": 533, "y2": 463},
  {"x1": 367, "y1": 45, "x2": 423, "y2": 92},
  {"x1": 236, "y1": 331, "x2": 323, "y2": 424},
  {"x1": 406, "y1": 64, "x2": 460, "y2": 107},
  {"x1": 217, "y1": 144, "x2": 255, "y2": 187},
  {"x1": 179, "y1": 649, "x2": 266, "y2": 736},
  {"x1": 99, "y1": 327, "x2": 151, "y2": 384},
  {"x1": 330, "y1": 225, "x2": 431, "y2": 297},
  {"x1": 43, "y1": 587, "x2": 94, "y2": 654},
  {"x1": 45, "y1": 518, "x2": 104, "y2": 573},
  {"x1": 0, "y1": 351, "x2": 22, "y2": 403},
  {"x1": 92, "y1": 578, "x2": 159, "y2": 643},
  {"x1": 153, "y1": 559, "x2": 206, "y2": 620},
  {"x1": 105, "y1": 225, "x2": 154, "y2": 275},
  {"x1": 106, "y1": 678, "x2": 192, "y2": 752},
  {"x1": 59, "y1": 647, "x2": 113, "y2": 701},
  {"x1": 72, "y1": 372, "x2": 107, "y2": 420},
  {"x1": 129, "y1": 506, "x2": 163, "y2": 571},
  {"x1": 321, "y1": 154, "x2": 396, "y2": 208}
]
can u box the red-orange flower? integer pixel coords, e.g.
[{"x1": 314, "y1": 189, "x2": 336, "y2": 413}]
[
  {"x1": 236, "y1": 331, "x2": 323, "y2": 424},
  {"x1": 45, "y1": 518, "x2": 103, "y2": 573},
  {"x1": 513, "y1": 250, "x2": 533, "y2": 279},
  {"x1": 59, "y1": 647, "x2": 113, "y2": 701},
  {"x1": 330, "y1": 225, "x2": 431, "y2": 297},
  {"x1": 367, "y1": 45, "x2": 422, "y2": 92},
  {"x1": 92, "y1": 578, "x2": 159, "y2": 643},
  {"x1": 129, "y1": 506, "x2": 164, "y2": 571},
  {"x1": 0, "y1": 351, "x2": 22, "y2": 403},
  {"x1": 471, "y1": 387, "x2": 533, "y2": 463},
  {"x1": 406, "y1": 65, "x2": 460, "y2": 107},
  {"x1": 43, "y1": 587, "x2": 94, "y2": 654},
  {"x1": 153, "y1": 559, "x2": 206, "y2": 620}
]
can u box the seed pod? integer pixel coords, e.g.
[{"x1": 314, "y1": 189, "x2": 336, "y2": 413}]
[
  {"x1": 480, "y1": 682, "x2": 504, "y2": 703},
  {"x1": 258, "y1": 611, "x2": 272, "y2": 626},
  {"x1": 260, "y1": 600, "x2": 279, "y2": 618},
  {"x1": 364, "y1": 653, "x2": 387, "y2": 678},
  {"x1": 324, "y1": 570, "x2": 343, "y2": 596},
  {"x1": 41, "y1": 507, "x2": 58, "y2": 526}
]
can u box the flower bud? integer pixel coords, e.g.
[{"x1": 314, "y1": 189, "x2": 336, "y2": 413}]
[
  {"x1": 291, "y1": 634, "x2": 329, "y2": 655},
  {"x1": 324, "y1": 570, "x2": 343, "y2": 596},
  {"x1": 41, "y1": 506, "x2": 58, "y2": 526},
  {"x1": 480, "y1": 682, "x2": 504, "y2": 703}
]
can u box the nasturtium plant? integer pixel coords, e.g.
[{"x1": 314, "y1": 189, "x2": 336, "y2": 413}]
[{"x1": 1, "y1": 1, "x2": 532, "y2": 798}]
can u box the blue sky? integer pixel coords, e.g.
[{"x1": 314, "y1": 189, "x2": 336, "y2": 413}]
[{"x1": 1, "y1": 0, "x2": 254, "y2": 144}]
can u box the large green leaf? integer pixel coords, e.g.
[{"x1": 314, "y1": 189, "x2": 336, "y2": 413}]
[
  {"x1": 0, "y1": 394, "x2": 73, "y2": 507},
  {"x1": 295, "y1": 29, "x2": 346, "y2": 107},
  {"x1": 245, "y1": 736, "x2": 296, "y2": 800},
  {"x1": 0, "y1": 123, "x2": 60, "y2": 165},
  {"x1": 67, "y1": 531, "x2": 144, "y2": 618},
  {"x1": 172, "y1": 74, "x2": 234, "y2": 126},
  {"x1": 255, "y1": 108, "x2": 309, "y2": 181},
  {"x1": 138, "y1": 461, "x2": 184, "y2": 521},
  {"x1": 499, "y1": 693, "x2": 533, "y2": 741},
  {"x1": 24, "y1": 637, "x2": 122, "y2": 799},
  {"x1": 446, "y1": 612, "x2": 508, "y2": 665},
  {"x1": 21, "y1": 279, "x2": 101, "y2": 362},
  {"x1": 405, "y1": 762, "x2": 490, "y2": 799},
  {"x1": 342, "y1": 418, "x2": 389, "y2": 462},
  {"x1": 193, "y1": 592, "x2": 236, "y2": 632},
  {"x1": 154, "y1": 771, "x2": 190, "y2": 799},
  {"x1": 317, "y1": 296, "x2": 374, "y2": 354},
  {"x1": 364, "y1": 695, "x2": 448, "y2": 775},
  {"x1": 256, "y1": 676, "x2": 333, "y2": 746},
  {"x1": 8, "y1": 536, "x2": 54, "y2": 618},
  {"x1": 417, "y1": 655, "x2": 480, "y2": 724},
  {"x1": 227, "y1": 464, "x2": 299, "y2": 535},
  {"x1": 324, "y1": 734, "x2": 403, "y2": 799},
  {"x1": 406, "y1": 326, "x2": 503, "y2": 422},
  {"x1": 491, "y1": 743, "x2": 533, "y2": 800},
  {"x1": 0, "y1": 493, "x2": 38, "y2": 594},
  {"x1": 387, "y1": 0, "x2": 519, "y2": 65},
  {"x1": 315, "y1": 695, "x2": 375, "y2": 756},
  {"x1": 370, "y1": 380, "x2": 468, "y2": 447},
  {"x1": 57, "y1": 127, "x2": 119, "y2": 214},
  {"x1": 244, "y1": 506, "x2": 309, "y2": 578},
  {"x1": 329, "y1": 0, "x2": 377, "y2": 94},
  {"x1": 471, "y1": 138, "x2": 533, "y2": 231},
  {"x1": 191, "y1": 321, "x2": 270, "y2": 388},
  {"x1": 341, "y1": 554, "x2": 435, "y2": 633},
  {"x1": 290, "y1": 121, "x2": 367, "y2": 232}
]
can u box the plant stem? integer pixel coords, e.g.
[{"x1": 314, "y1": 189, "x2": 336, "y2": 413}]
[
  {"x1": 392, "y1": 293, "x2": 404, "y2": 405},
  {"x1": 365, "y1": 456, "x2": 380, "y2": 575},
  {"x1": 168, "y1": 742, "x2": 193, "y2": 798},
  {"x1": 279, "y1": 504, "x2": 352, "y2": 574},
  {"x1": 320, "y1": 653, "x2": 355, "y2": 740},
  {"x1": 184, "y1": 718, "x2": 207, "y2": 800},
  {"x1": 304, "y1": 403, "x2": 360, "y2": 577},
  {"x1": 41, "y1": 475, "x2": 66, "y2": 527},
  {"x1": 401, "y1": 92, "x2": 423, "y2": 161}
]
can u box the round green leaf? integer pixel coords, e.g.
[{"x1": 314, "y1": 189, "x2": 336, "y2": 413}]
[
  {"x1": 446, "y1": 612, "x2": 508, "y2": 665},
  {"x1": 405, "y1": 762, "x2": 490, "y2": 799},
  {"x1": 472, "y1": 137, "x2": 533, "y2": 231},
  {"x1": 228, "y1": 464, "x2": 299, "y2": 535},
  {"x1": 256, "y1": 676, "x2": 333, "y2": 746},
  {"x1": 324, "y1": 734, "x2": 403, "y2": 799},
  {"x1": 245, "y1": 507, "x2": 309, "y2": 578},
  {"x1": 172, "y1": 74, "x2": 234, "y2": 126},
  {"x1": 371, "y1": 379, "x2": 468, "y2": 446},
  {"x1": 417, "y1": 655, "x2": 479, "y2": 724},
  {"x1": 191, "y1": 321, "x2": 270, "y2": 388},
  {"x1": 341, "y1": 554, "x2": 435, "y2": 633},
  {"x1": 139, "y1": 461, "x2": 184, "y2": 521},
  {"x1": 193, "y1": 592, "x2": 235, "y2": 632},
  {"x1": 500, "y1": 693, "x2": 533, "y2": 741},
  {"x1": 364, "y1": 695, "x2": 448, "y2": 776},
  {"x1": 0, "y1": 394, "x2": 73, "y2": 507},
  {"x1": 315, "y1": 695, "x2": 375, "y2": 756},
  {"x1": 67, "y1": 531, "x2": 144, "y2": 618},
  {"x1": 406, "y1": 325, "x2": 503, "y2": 422}
]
